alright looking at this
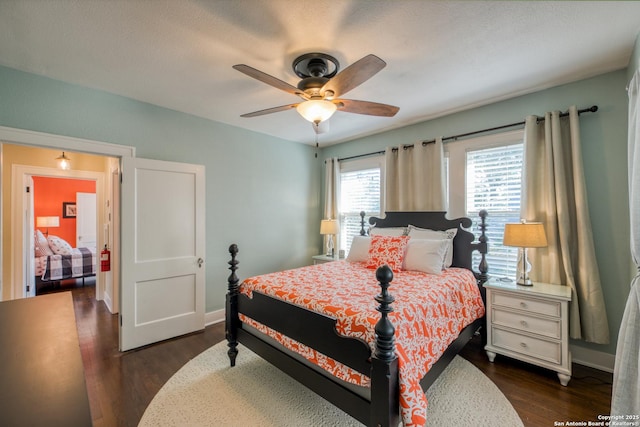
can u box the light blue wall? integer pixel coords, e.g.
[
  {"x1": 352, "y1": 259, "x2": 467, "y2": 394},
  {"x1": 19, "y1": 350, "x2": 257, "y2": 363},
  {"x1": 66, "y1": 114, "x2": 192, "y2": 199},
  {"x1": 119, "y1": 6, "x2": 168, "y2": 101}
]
[
  {"x1": 321, "y1": 70, "x2": 631, "y2": 356},
  {"x1": 0, "y1": 65, "x2": 323, "y2": 313}
]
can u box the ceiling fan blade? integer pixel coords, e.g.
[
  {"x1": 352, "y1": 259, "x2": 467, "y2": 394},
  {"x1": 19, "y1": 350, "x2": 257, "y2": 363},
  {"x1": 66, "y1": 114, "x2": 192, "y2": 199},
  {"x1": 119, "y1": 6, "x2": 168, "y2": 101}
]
[
  {"x1": 321, "y1": 54, "x2": 386, "y2": 98},
  {"x1": 335, "y1": 99, "x2": 399, "y2": 117},
  {"x1": 233, "y1": 64, "x2": 307, "y2": 99},
  {"x1": 240, "y1": 103, "x2": 298, "y2": 118}
]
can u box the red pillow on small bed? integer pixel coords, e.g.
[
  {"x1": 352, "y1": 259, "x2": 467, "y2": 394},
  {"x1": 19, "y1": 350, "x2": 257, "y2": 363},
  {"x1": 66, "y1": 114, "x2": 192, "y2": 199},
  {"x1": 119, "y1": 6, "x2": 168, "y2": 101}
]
[{"x1": 365, "y1": 235, "x2": 410, "y2": 272}]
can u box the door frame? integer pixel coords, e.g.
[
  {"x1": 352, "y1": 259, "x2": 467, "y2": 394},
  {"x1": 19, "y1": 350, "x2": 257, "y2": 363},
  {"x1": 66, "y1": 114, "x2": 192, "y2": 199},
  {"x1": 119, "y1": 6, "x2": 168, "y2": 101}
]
[
  {"x1": 0, "y1": 126, "x2": 135, "y2": 302},
  {"x1": 12, "y1": 166, "x2": 104, "y2": 300}
]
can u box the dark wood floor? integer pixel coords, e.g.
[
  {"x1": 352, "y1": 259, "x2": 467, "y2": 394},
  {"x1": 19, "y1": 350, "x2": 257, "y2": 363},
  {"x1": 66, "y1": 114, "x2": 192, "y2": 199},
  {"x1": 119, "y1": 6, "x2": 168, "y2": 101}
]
[{"x1": 69, "y1": 284, "x2": 612, "y2": 427}]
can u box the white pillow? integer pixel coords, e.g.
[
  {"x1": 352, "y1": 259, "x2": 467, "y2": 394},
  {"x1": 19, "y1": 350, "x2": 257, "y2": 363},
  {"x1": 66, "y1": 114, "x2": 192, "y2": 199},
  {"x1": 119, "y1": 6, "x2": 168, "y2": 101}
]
[
  {"x1": 47, "y1": 235, "x2": 73, "y2": 255},
  {"x1": 369, "y1": 226, "x2": 406, "y2": 237},
  {"x1": 346, "y1": 236, "x2": 371, "y2": 262},
  {"x1": 403, "y1": 238, "x2": 449, "y2": 275},
  {"x1": 407, "y1": 225, "x2": 458, "y2": 267},
  {"x1": 34, "y1": 230, "x2": 54, "y2": 256}
]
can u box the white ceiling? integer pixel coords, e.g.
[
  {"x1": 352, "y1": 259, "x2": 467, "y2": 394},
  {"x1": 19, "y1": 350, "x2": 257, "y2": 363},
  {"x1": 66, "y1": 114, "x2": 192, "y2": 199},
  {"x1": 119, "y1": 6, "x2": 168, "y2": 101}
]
[{"x1": 1, "y1": 1, "x2": 639, "y2": 146}]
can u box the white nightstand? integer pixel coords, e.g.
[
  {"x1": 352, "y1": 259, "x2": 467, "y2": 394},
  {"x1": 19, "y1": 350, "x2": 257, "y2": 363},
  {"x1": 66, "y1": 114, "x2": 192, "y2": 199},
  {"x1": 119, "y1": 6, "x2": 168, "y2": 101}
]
[
  {"x1": 483, "y1": 277, "x2": 572, "y2": 386},
  {"x1": 312, "y1": 254, "x2": 338, "y2": 265}
]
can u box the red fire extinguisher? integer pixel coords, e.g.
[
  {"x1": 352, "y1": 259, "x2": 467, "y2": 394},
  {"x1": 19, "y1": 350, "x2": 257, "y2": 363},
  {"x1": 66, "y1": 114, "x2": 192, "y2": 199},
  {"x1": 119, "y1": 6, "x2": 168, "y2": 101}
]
[{"x1": 101, "y1": 245, "x2": 111, "y2": 272}]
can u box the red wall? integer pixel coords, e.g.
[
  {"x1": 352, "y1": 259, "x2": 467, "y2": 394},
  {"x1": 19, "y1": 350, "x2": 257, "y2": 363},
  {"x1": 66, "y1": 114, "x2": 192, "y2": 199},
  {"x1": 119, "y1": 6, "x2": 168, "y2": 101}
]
[{"x1": 32, "y1": 177, "x2": 96, "y2": 246}]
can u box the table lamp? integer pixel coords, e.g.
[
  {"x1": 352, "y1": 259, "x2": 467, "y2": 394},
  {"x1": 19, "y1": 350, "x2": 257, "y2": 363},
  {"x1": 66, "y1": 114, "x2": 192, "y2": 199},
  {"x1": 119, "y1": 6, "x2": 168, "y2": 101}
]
[
  {"x1": 320, "y1": 219, "x2": 339, "y2": 257},
  {"x1": 36, "y1": 216, "x2": 60, "y2": 236},
  {"x1": 503, "y1": 221, "x2": 547, "y2": 286}
]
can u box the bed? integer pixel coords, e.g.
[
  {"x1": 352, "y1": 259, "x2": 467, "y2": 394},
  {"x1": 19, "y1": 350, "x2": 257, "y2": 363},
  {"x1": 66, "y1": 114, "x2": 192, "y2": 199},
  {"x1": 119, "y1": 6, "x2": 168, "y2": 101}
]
[
  {"x1": 225, "y1": 210, "x2": 488, "y2": 427},
  {"x1": 34, "y1": 230, "x2": 96, "y2": 294}
]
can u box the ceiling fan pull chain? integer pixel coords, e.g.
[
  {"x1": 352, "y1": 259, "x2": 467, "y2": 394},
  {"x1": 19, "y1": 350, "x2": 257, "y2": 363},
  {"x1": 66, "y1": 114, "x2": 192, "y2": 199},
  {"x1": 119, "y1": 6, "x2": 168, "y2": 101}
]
[{"x1": 314, "y1": 124, "x2": 319, "y2": 158}]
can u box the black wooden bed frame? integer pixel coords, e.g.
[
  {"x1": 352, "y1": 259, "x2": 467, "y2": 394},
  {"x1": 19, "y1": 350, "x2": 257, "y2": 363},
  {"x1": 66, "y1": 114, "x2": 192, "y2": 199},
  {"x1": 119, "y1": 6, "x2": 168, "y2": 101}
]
[{"x1": 226, "y1": 210, "x2": 488, "y2": 427}]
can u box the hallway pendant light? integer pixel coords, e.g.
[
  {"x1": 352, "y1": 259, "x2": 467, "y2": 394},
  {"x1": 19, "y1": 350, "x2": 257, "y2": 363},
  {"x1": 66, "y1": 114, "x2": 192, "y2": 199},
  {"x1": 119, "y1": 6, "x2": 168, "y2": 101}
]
[
  {"x1": 56, "y1": 152, "x2": 71, "y2": 170},
  {"x1": 296, "y1": 99, "x2": 337, "y2": 124}
]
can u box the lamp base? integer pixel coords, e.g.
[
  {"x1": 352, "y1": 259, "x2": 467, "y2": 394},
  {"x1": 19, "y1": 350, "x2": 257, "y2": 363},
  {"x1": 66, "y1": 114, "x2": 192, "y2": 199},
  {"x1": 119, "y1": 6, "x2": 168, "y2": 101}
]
[
  {"x1": 516, "y1": 247, "x2": 533, "y2": 286},
  {"x1": 326, "y1": 235, "x2": 334, "y2": 258}
]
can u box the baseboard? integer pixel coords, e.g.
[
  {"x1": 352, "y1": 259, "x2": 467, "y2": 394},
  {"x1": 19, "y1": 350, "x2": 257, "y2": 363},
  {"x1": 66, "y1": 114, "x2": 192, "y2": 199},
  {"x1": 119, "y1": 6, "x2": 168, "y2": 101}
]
[
  {"x1": 570, "y1": 344, "x2": 615, "y2": 373},
  {"x1": 103, "y1": 292, "x2": 114, "y2": 314},
  {"x1": 205, "y1": 308, "x2": 225, "y2": 326}
]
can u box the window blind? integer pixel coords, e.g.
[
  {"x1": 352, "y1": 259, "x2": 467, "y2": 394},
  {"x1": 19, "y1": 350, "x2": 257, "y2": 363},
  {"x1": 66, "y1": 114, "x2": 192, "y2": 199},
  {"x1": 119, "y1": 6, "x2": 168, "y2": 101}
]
[
  {"x1": 466, "y1": 143, "x2": 524, "y2": 277},
  {"x1": 339, "y1": 168, "x2": 380, "y2": 253}
]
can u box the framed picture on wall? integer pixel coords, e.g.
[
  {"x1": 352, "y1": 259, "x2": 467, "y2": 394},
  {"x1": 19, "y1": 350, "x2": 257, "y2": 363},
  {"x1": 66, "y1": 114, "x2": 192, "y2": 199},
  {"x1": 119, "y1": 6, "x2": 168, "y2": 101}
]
[{"x1": 63, "y1": 202, "x2": 77, "y2": 218}]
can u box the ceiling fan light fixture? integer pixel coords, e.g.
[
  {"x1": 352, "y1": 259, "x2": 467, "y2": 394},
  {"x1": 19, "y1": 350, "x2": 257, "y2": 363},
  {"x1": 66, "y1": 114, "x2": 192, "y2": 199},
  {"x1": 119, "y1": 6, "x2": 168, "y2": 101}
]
[{"x1": 296, "y1": 99, "x2": 337, "y2": 124}]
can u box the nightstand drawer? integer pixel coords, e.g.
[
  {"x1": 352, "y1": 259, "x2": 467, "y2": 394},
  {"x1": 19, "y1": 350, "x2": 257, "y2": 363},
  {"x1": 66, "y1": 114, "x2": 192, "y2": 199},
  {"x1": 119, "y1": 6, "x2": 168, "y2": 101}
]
[
  {"x1": 492, "y1": 292, "x2": 561, "y2": 317},
  {"x1": 491, "y1": 308, "x2": 562, "y2": 339},
  {"x1": 491, "y1": 327, "x2": 562, "y2": 365}
]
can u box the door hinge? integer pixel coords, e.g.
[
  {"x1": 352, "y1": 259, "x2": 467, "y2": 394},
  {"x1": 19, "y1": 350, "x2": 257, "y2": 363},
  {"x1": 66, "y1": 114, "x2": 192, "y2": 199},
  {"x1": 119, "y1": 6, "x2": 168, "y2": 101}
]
[
  {"x1": 26, "y1": 186, "x2": 30, "y2": 193},
  {"x1": 26, "y1": 285, "x2": 30, "y2": 292},
  {"x1": 119, "y1": 314, "x2": 123, "y2": 326}
]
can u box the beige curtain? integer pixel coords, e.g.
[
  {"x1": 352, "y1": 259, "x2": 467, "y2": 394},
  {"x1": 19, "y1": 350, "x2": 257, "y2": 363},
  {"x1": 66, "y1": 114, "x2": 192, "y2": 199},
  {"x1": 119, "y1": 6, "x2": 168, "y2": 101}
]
[
  {"x1": 522, "y1": 106, "x2": 609, "y2": 344},
  {"x1": 324, "y1": 157, "x2": 339, "y2": 219},
  {"x1": 323, "y1": 157, "x2": 340, "y2": 248},
  {"x1": 384, "y1": 138, "x2": 446, "y2": 211},
  {"x1": 611, "y1": 70, "x2": 640, "y2": 416}
]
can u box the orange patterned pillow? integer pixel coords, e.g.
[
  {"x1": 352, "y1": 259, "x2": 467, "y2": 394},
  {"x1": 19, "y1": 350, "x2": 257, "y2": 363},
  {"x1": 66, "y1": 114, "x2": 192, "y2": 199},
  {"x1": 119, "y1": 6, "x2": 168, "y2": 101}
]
[{"x1": 365, "y1": 235, "x2": 410, "y2": 272}]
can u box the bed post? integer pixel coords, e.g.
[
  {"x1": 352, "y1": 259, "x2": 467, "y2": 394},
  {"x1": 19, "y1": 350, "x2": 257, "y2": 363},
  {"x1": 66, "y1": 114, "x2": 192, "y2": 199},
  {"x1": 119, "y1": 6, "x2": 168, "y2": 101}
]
[
  {"x1": 476, "y1": 210, "x2": 489, "y2": 345},
  {"x1": 477, "y1": 210, "x2": 489, "y2": 284},
  {"x1": 225, "y1": 244, "x2": 240, "y2": 367},
  {"x1": 370, "y1": 265, "x2": 400, "y2": 427},
  {"x1": 359, "y1": 211, "x2": 367, "y2": 236}
]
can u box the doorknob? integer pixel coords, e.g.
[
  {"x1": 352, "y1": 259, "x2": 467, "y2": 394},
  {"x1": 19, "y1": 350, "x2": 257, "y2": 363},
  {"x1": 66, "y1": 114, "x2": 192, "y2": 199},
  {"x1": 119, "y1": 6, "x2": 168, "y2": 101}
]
[{"x1": 197, "y1": 258, "x2": 204, "y2": 268}]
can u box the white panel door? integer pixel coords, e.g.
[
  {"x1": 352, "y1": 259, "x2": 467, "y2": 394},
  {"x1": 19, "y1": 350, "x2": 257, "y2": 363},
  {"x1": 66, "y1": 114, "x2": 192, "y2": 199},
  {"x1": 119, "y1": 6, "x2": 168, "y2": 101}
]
[
  {"x1": 76, "y1": 192, "x2": 97, "y2": 248},
  {"x1": 120, "y1": 157, "x2": 205, "y2": 351}
]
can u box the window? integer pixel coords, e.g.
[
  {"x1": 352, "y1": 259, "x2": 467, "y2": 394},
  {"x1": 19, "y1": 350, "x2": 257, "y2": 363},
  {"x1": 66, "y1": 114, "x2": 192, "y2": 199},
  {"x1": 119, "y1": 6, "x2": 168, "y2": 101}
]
[
  {"x1": 338, "y1": 157, "x2": 384, "y2": 254},
  {"x1": 465, "y1": 143, "x2": 523, "y2": 276},
  {"x1": 447, "y1": 130, "x2": 524, "y2": 278},
  {"x1": 334, "y1": 130, "x2": 524, "y2": 278}
]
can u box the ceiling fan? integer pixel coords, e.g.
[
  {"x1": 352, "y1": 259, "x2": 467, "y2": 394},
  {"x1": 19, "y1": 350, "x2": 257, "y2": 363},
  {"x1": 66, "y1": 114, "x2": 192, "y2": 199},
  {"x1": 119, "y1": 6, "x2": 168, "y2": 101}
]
[{"x1": 233, "y1": 53, "x2": 400, "y2": 128}]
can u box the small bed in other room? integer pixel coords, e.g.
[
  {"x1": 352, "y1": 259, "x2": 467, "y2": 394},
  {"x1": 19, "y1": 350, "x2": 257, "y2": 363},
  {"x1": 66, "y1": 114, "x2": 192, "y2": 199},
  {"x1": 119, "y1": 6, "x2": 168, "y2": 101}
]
[{"x1": 34, "y1": 230, "x2": 96, "y2": 294}]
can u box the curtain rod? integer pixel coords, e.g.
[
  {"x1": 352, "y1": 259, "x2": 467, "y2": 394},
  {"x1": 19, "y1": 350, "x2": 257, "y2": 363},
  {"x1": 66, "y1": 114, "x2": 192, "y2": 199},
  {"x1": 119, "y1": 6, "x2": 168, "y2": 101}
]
[{"x1": 337, "y1": 105, "x2": 598, "y2": 162}]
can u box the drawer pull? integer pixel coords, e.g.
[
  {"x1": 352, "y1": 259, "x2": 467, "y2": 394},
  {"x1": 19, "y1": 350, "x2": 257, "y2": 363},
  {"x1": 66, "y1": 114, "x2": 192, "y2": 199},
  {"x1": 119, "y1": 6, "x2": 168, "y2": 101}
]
[
  {"x1": 520, "y1": 342, "x2": 528, "y2": 348},
  {"x1": 520, "y1": 302, "x2": 527, "y2": 308},
  {"x1": 520, "y1": 320, "x2": 528, "y2": 327}
]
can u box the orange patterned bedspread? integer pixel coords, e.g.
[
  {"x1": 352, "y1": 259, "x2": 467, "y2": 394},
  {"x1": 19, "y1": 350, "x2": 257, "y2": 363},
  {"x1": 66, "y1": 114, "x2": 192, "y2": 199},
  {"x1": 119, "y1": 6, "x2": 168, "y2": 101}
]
[{"x1": 239, "y1": 260, "x2": 485, "y2": 426}]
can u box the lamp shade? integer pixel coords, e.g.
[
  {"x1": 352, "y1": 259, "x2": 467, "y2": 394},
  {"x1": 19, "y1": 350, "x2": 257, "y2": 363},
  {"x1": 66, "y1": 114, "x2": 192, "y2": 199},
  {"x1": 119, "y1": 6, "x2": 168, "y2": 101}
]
[
  {"x1": 36, "y1": 216, "x2": 60, "y2": 228},
  {"x1": 296, "y1": 100, "x2": 337, "y2": 123},
  {"x1": 503, "y1": 222, "x2": 547, "y2": 248},
  {"x1": 320, "y1": 219, "x2": 339, "y2": 235}
]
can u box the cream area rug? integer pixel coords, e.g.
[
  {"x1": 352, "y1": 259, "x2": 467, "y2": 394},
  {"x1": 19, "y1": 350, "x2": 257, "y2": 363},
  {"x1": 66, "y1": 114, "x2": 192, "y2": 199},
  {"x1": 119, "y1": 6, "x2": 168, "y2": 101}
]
[{"x1": 139, "y1": 341, "x2": 523, "y2": 427}]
